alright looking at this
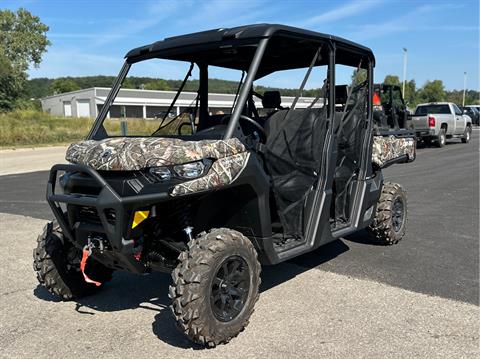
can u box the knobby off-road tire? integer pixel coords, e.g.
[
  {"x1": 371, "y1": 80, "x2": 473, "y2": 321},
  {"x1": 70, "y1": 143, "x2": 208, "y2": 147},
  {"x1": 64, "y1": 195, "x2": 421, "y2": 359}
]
[
  {"x1": 461, "y1": 126, "x2": 472, "y2": 143},
  {"x1": 33, "y1": 221, "x2": 113, "y2": 300},
  {"x1": 169, "y1": 228, "x2": 261, "y2": 347},
  {"x1": 367, "y1": 182, "x2": 407, "y2": 245},
  {"x1": 436, "y1": 129, "x2": 446, "y2": 148}
]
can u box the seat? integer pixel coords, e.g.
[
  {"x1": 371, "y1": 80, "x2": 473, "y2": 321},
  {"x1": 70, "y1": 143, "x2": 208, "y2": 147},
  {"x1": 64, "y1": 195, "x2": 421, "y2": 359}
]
[{"x1": 262, "y1": 91, "x2": 283, "y2": 111}]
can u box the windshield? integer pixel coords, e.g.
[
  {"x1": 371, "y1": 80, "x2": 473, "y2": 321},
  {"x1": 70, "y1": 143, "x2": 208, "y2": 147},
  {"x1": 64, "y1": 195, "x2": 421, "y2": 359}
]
[
  {"x1": 415, "y1": 104, "x2": 450, "y2": 115},
  {"x1": 94, "y1": 58, "x2": 245, "y2": 138}
]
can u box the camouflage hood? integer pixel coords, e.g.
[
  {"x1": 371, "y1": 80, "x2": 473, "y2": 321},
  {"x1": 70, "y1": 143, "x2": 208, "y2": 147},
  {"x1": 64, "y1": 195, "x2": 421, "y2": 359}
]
[{"x1": 65, "y1": 137, "x2": 246, "y2": 171}]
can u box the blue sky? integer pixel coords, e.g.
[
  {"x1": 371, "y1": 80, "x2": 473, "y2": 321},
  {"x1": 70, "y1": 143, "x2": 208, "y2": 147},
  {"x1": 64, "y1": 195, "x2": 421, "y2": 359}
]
[{"x1": 3, "y1": 0, "x2": 479, "y2": 90}]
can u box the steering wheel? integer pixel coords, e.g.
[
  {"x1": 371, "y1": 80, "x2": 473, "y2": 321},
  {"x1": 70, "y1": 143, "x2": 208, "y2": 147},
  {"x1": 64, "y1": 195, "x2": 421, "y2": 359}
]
[{"x1": 221, "y1": 114, "x2": 267, "y2": 142}]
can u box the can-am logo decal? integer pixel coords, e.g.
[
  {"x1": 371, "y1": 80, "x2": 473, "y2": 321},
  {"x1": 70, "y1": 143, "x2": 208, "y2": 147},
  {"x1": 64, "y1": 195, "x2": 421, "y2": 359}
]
[{"x1": 101, "y1": 148, "x2": 113, "y2": 158}]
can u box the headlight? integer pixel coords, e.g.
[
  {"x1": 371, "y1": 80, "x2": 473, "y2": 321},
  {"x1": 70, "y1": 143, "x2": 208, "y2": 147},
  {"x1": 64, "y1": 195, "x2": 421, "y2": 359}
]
[
  {"x1": 149, "y1": 166, "x2": 171, "y2": 181},
  {"x1": 173, "y1": 160, "x2": 207, "y2": 179}
]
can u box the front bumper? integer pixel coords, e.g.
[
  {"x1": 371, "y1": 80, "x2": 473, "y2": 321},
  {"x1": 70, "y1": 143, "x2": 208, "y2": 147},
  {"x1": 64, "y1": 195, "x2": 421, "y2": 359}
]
[{"x1": 47, "y1": 164, "x2": 170, "y2": 261}]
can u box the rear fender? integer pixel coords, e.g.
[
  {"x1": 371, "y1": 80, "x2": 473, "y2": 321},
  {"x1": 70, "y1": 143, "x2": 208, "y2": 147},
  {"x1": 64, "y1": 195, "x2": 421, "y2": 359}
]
[{"x1": 372, "y1": 132, "x2": 416, "y2": 169}]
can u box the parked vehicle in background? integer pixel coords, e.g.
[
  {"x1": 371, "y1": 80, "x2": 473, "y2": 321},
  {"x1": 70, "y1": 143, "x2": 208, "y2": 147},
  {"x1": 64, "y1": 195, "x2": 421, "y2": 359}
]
[
  {"x1": 373, "y1": 84, "x2": 410, "y2": 130},
  {"x1": 462, "y1": 106, "x2": 479, "y2": 125},
  {"x1": 411, "y1": 102, "x2": 472, "y2": 147}
]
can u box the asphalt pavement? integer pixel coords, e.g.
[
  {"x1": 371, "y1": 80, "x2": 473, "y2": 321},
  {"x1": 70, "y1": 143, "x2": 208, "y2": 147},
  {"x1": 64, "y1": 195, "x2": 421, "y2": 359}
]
[{"x1": 0, "y1": 131, "x2": 478, "y2": 358}]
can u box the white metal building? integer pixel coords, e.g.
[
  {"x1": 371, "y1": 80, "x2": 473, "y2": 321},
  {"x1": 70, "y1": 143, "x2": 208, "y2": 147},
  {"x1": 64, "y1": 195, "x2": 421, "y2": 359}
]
[{"x1": 40, "y1": 87, "x2": 320, "y2": 118}]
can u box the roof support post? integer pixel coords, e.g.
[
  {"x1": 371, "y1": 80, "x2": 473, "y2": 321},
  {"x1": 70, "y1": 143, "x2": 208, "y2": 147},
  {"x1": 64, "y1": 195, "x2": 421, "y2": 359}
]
[
  {"x1": 328, "y1": 42, "x2": 335, "y2": 122},
  {"x1": 224, "y1": 38, "x2": 269, "y2": 139},
  {"x1": 88, "y1": 61, "x2": 131, "y2": 140},
  {"x1": 199, "y1": 63, "x2": 209, "y2": 124}
]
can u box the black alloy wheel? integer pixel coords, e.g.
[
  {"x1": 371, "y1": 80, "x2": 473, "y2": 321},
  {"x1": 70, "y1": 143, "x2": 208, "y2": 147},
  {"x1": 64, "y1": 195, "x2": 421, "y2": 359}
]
[{"x1": 210, "y1": 256, "x2": 250, "y2": 322}]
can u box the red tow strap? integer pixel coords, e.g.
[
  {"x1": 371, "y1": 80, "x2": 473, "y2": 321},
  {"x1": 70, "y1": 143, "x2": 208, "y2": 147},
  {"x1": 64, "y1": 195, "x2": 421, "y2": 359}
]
[{"x1": 80, "y1": 247, "x2": 102, "y2": 287}]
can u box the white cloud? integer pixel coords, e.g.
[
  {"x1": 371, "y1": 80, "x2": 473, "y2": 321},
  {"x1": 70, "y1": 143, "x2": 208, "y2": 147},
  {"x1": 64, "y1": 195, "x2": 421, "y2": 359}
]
[
  {"x1": 350, "y1": 3, "x2": 472, "y2": 40},
  {"x1": 174, "y1": 0, "x2": 268, "y2": 30},
  {"x1": 28, "y1": 49, "x2": 123, "y2": 78},
  {"x1": 92, "y1": 1, "x2": 182, "y2": 46},
  {"x1": 299, "y1": 0, "x2": 384, "y2": 27}
]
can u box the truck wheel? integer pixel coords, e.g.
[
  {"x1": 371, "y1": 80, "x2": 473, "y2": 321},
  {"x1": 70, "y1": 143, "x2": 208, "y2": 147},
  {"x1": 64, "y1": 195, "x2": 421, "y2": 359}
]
[
  {"x1": 461, "y1": 126, "x2": 471, "y2": 143},
  {"x1": 169, "y1": 228, "x2": 261, "y2": 347},
  {"x1": 33, "y1": 221, "x2": 113, "y2": 300},
  {"x1": 367, "y1": 182, "x2": 407, "y2": 245},
  {"x1": 436, "y1": 129, "x2": 446, "y2": 147}
]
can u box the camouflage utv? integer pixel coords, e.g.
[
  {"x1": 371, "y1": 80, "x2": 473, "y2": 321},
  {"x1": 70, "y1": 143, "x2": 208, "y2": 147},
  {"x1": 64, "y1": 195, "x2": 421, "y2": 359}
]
[{"x1": 33, "y1": 24, "x2": 416, "y2": 347}]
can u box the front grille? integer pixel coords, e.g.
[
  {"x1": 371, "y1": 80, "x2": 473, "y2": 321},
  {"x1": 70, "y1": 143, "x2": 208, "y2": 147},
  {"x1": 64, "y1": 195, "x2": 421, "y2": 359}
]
[
  {"x1": 77, "y1": 206, "x2": 101, "y2": 224},
  {"x1": 76, "y1": 206, "x2": 116, "y2": 225}
]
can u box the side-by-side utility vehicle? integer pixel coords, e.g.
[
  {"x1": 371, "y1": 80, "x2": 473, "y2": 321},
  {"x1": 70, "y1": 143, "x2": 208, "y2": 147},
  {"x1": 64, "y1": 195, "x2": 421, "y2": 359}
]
[{"x1": 33, "y1": 24, "x2": 416, "y2": 347}]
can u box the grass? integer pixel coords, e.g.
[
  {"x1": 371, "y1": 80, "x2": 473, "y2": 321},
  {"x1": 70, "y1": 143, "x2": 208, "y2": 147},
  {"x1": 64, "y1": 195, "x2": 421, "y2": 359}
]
[{"x1": 0, "y1": 110, "x2": 184, "y2": 148}]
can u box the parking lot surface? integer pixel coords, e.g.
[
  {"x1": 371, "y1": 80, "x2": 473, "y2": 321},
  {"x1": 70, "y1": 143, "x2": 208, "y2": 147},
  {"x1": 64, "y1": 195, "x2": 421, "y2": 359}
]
[{"x1": 0, "y1": 132, "x2": 478, "y2": 357}]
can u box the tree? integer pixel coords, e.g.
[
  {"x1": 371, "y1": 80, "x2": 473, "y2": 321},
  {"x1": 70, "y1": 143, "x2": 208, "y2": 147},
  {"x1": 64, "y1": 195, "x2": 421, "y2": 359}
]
[
  {"x1": 383, "y1": 75, "x2": 401, "y2": 86},
  {"x1": 0, "y1": 8, "x2": 50, "y2": 110},
  {"x1": 418, "y1": 80, "x2": 445, "y2": 103},
  {"x1": 403, "y1": 79, "x2": 417, "y2": 106},
  {"x1": 51, "y1": 78, "x2": 80, "y2": 94},
  {"x1": 0, "y1": 50, "x2": 26, "y2": 110},
  {"x1": 0, "y1": 8, "x2": 50, "y2": 71},
  {"x1": 144, "y1": 79, "x2": 171, "y2": 91},
  {"x1": 351, "y1": 68, "x2": 367, "y2": 86}
]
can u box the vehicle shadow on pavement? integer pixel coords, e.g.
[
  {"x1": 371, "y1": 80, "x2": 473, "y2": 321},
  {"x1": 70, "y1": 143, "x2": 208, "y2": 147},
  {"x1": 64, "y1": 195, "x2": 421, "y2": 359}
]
[
  {"x1": 344, "y1": 229, "x2": 385, "y2": 246},
  {"x1": 261, "y1": 239, "x2": 350, "y2": 291},
  {"x1": 33, "y1": 239, "x2": 350, "y2": 349}
]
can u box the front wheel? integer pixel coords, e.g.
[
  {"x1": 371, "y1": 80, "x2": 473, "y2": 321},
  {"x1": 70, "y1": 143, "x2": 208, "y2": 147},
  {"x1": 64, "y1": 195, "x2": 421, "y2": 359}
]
[
  {"x1": 461, "y1": 126, "x2": 471, "y2": 143},
  {"x1": 33, "y1": 221, "x2": 113, "y2": 300},
  {"x1": 169, "y1": 228, "x2": 261, "y2": 347},
  {"x1": 367, "y1": 182, "x2": 407, "y2": 245}
]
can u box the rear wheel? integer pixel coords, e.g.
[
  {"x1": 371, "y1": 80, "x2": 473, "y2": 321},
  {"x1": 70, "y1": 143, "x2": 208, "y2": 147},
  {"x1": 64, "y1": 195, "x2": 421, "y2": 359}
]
[
  {"x1": 436, "y1": 129, "x2": 446, "y2": 147},
  {"x1": 367, "y1": 182, "x2": 407, "y2": 245},
  {"x1": 169, "y1": 228, "x2": 261, "y2": 347},
  {"x1": 33, "y1": 221, "x2": 113, "y2": 300},
  {"x1": 461, "y1": 126, "x2": 471, "y2": 143}
]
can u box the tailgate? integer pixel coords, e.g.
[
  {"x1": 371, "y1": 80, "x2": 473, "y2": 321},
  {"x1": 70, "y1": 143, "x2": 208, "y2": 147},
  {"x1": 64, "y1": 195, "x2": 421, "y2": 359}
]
[
  {"x1": 372, "y1": 129, "x2": 416, "y2": 168},
  {"x1": 410, "y1": 115, "x2": 429, "y2": 130}
]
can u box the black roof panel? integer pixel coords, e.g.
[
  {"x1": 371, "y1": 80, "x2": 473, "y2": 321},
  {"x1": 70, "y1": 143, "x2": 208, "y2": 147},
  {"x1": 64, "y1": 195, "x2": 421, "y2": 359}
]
[{"x1": 125, "y1": 24, "x2": 374, "y2": 75}]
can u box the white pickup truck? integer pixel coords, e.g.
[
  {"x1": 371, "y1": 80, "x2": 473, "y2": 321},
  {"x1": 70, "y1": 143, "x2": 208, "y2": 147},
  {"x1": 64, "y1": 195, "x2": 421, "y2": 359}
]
[{"x1": 410, "y1": 102, "x2": 472, "y2": 147}]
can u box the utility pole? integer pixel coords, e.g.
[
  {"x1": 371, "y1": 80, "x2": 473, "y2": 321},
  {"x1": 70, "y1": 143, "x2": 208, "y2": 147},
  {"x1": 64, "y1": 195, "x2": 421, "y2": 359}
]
[
  {"x1": 402, "y1": 47, "x2": 408, "y2": 96},
  {"x1": 462, "y1": 72, "x2": 467, "y2": 107}
]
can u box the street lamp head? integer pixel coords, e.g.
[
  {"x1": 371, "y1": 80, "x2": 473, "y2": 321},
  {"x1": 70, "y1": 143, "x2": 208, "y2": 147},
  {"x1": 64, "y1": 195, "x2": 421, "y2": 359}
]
[{"x1": 403, "y1": 47, "x2": 407, "y2": 52}]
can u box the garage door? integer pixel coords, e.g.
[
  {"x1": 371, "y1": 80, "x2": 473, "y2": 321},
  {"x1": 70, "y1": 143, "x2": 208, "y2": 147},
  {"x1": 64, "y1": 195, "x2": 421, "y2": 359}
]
[{"x1": 77, "y1": 100, "x2": 91, "y2": 117}]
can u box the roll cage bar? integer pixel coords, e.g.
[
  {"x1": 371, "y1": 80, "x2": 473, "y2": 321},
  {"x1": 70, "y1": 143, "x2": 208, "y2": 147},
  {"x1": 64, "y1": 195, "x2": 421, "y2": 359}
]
[{"x1": 88, "y1": 24, "x2": 374, "y2": 141}]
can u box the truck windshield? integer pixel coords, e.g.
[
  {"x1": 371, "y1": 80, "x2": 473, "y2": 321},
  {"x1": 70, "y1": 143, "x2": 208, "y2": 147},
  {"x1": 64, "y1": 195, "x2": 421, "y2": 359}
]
[{"x1": 415, "y1": 104, "x2": 450, "y2": 116}]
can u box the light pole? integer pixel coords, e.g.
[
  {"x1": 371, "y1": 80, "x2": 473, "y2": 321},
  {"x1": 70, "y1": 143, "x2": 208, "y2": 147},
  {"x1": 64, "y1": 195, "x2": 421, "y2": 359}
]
[
  {"x1": 462, "y1": 72, "x2": 467, "y2": 107},
  {"x1": 402, "y1": 47, "x2": 408, "y2": 96}
]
